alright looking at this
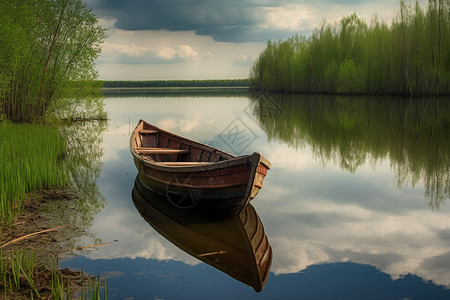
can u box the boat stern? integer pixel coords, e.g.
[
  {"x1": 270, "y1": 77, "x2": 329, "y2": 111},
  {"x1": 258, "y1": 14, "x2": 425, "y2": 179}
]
[
  {"x1": 234, "y1": 152, "x2": 271, "y2": 214},
  {"x1": 250, "y1": 152, "x2": 271, "y2": 199}
]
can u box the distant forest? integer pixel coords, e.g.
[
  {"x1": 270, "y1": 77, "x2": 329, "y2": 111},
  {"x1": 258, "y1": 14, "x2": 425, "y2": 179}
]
[
  {"x1": 249, "y1": 0, "x2": 449, "y2": 96},
  {"x1": 102, "y1": 79, "x2": 249, "y2": 88}
]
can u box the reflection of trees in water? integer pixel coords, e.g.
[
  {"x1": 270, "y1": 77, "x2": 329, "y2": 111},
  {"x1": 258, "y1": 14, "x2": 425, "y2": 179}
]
[
  {"x1": 249, "y1": 93, "x2": 450, "y2": 209},
  {"x1": 58, "y1": 120, "x2": 107, "y2": 228}
]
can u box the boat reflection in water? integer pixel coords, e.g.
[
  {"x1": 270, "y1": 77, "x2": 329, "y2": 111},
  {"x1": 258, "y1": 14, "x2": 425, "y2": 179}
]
[{"x1": 132, "y1": 176, "x2": 273, "y2": 292}]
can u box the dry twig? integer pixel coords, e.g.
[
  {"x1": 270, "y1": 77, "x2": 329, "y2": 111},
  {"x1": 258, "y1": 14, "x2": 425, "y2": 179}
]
[{"x1": 0, "y1": 224, "x2": 71, "y2": 248}]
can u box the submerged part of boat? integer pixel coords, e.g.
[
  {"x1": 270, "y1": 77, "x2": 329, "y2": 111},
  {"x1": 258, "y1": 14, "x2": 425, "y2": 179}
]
[
  {"x1": 132, "y1": 176, "x2": 273, "y2": 292},
  {"x1": 130, "y1": 119, "x2": 271, "y2": 214}
]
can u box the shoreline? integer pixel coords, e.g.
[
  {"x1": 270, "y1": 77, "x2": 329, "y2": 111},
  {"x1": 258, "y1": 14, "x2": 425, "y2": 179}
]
[
  {"x1": 1, "y1": 189, "x2": 80, "y2": 255},
  {"x1": 0, "y1": 188, "x2": 107, "y2": 298},
  {"x1": 101, "y1": 86, "x2": 249, "y2": 91}
]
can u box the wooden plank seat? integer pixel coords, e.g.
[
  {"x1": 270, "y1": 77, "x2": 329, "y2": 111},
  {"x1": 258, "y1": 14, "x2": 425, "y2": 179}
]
[
  {"x1": 157, "y1": 162, "x2": 212, "y2": 166},
  {"x1": 137, "y1": 147, "x2": 190, "y2": 154},
  {"x1": 139, "y1": 130, "x2": 158, "y2": 135}
]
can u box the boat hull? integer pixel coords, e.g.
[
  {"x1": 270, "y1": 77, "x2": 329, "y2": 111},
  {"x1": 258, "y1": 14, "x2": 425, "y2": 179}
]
[{"x1": 130, "y1": 120, "x2": 271, "y2": 213}]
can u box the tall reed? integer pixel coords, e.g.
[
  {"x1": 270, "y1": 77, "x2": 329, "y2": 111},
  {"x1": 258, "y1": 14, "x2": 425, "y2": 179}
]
[{"x1": 0, "y1": 122, "x2": 69, "y2": 226}]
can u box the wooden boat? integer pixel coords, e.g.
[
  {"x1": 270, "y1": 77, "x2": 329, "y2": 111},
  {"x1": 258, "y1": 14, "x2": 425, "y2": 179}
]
[
  {"x1": 132, "y1": 176, "x2": 272, "y2": 292},
  {"x1": 130, "y1": 119, "x2": 271, "y2": 214}
]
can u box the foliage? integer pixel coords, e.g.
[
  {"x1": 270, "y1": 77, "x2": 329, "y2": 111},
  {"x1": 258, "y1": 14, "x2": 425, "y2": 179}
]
[
  {"x1": 0, "y1": 0, "x2": 107, "y2": 122},
  {"x1": 337, "y1": 59, "x2": 365, "y2": 93},
  {"x1": 249, "y1": 0, "x2": 450, "y2": 96}
]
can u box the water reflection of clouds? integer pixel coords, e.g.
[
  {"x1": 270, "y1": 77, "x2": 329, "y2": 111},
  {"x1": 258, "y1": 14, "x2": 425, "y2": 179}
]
[
  {"x1": 105, "y1": 96, "x2": 253, "y2": 142},
  {"x1": 254, "y1": 140, "x2": 450, "y2": 287},
  {"x1": 265, "y1": 209, "x2": 450, "y2": 286},
  {"x1": 68, "y1": 95, "x2": 450, "y2": 292},
  {"x1": 259, "y1": 185, "x2": 450, "y2": 288},
  {"x1": 101, "y1": 124, "x2": 133, "y2": 161},
  {"x1": 158, "y1": 112, "x2": 202, "y2": 133},
  {"x1": 264, "y1": 144, "x2": 313, "y2": 171},
  {"x1": 89, "y1": 205, "x2": 199, "y2": 266},
  {"x1": 85, "y1": 145, "x2": 199, "y2": 265}
]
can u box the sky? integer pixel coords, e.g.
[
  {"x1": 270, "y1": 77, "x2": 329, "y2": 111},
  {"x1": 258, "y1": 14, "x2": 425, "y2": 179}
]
[{"x1": 85, "y1": 0, "x2": 409, "y2": 80}]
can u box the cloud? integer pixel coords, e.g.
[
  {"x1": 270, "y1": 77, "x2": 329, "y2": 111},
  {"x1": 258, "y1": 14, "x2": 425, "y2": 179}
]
[
  {"x1": 86, "y1": 0, "x2": 313, "y2": 42},
  {"x1": 157, "y1": 44, "x2": 198, "y2": 61},
  {"x1": 233, "y1": 54, "x2": 254, "y2": 66},
  {"x1": 94, "y1": 28, "x2": 266, "y2": 78},
  {"x1": 99, "y1": 41, "x2": 198, "y2": 64},
  {"x1": 264, "y1": 4, "x2": 315, "y2": 31}
]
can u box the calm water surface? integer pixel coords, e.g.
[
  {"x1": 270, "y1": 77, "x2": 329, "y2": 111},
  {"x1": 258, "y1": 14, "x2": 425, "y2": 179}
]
[{"x1": 60, "y1": 90, "x2": 450, "y2": 299}]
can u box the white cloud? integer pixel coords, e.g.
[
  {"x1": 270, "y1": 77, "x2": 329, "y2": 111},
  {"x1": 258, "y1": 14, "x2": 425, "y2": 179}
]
[
  {"x1": 100, "y1": 38, "x2": 198, "y2": 64},
  {"x1": 95, "y1": 29, "x2": 265, "y2": 79},
  {"x1": 178, "y1": 45, "x2": 198, "y2": 59},
  {"x1": 157, "y1": 45, "x2": 198, "y2": 61},
  {"x1": 264, "y1": 4, "x2": 315, "y2": 31},
  {"x1": 102, "y1": 42, "x2": 149, "y2": 57}
]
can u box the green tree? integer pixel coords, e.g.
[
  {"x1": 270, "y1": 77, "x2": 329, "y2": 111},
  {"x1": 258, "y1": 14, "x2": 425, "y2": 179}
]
[
  {"x1": 249, "y1": 0, "x2": 450, "y2": 96},
  {"x1": 337, "y1": 59, "x2": 363, "y2": 93},
  {"x1": 0, "y1": 0, "x2": 107, "y2": 122}
]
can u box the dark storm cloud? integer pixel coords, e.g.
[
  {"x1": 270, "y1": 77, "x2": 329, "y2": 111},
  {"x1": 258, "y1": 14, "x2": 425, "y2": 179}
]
[{"x1": 86, "y1": 0, "x2": 305, "y2": 42}]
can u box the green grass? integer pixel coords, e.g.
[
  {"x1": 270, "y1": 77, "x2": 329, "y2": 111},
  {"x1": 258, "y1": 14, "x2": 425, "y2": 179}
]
[
  {"x1": 0, "y1": 122, "x2": 70, "y2": 226},
  {"x1": 81, "y1": 275, "x2": 108, "y2": 300},
  {"x1": 1, "y1": 249, "x2": 108, "y2": 299},
  {"x1": 0, "y1": 249, "x2": 39, "y2": 297}
]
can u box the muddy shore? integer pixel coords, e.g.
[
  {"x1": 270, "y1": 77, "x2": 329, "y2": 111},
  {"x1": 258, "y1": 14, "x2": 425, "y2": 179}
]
[{"x1": 1, "y1": 190, "x2": 97, "y2": 298}]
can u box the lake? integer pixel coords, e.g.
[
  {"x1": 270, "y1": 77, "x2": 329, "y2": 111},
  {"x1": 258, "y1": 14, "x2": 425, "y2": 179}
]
[{"x1": 59, "y1": 89, "x2": 450, "y2": 299}]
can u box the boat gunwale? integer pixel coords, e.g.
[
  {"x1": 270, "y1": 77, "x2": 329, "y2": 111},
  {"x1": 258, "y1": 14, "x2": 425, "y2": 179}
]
[
  {"x1": 135, "y1": 152, "x2": 256, "y2": 173},
  {"x1": 130, "y1": 119, "x2": 265, "y2": 173},
  {"x1": 131, "y1": 119, "x2": 236, "y2": 160}
]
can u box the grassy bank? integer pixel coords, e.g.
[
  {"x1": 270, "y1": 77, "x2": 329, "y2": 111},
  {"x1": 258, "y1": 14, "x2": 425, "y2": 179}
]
[
  {"x1": 0, "y1": 122, "x2": 69, "y2": 226},
  {"x1": 0, "y1": 122, "x2": 108, "y2": 298}
]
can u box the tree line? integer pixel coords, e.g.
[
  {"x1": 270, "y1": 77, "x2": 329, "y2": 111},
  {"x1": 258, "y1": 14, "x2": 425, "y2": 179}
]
[
  {"x1": 0, "y1": 0, "x2": 107, "y2": 122},
  {"x1": 102, "y1": 79, "x2": 249, "y2": 88},
  {"x1": 249, "y1": 0, "x2": 450, "y2": 96}
]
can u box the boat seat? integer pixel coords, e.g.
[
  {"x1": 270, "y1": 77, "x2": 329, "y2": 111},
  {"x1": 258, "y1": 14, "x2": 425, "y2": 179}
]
[
  {"x1": 137, "y1": 147, "x2": 190, "y2": 154},
  {"x1": 139, "y1": 130, "x2": 158, "y2": 135},
  {"x1": 157, "y1": 162, "x2": 212, "y2": 166}
]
